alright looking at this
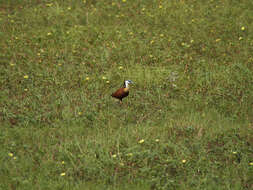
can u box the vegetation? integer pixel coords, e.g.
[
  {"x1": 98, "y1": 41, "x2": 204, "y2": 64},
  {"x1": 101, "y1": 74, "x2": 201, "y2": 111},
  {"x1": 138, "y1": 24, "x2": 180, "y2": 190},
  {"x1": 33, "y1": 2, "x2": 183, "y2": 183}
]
[{"x1": 0, "y1": 0, "x2": 253, "y2": 189}]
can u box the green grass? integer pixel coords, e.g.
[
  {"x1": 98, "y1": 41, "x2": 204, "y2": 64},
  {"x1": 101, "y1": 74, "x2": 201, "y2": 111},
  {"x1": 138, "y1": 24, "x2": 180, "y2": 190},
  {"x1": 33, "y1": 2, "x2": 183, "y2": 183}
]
[{"x1": 1, "y1": 0, "x2": 253, "y2": 189}]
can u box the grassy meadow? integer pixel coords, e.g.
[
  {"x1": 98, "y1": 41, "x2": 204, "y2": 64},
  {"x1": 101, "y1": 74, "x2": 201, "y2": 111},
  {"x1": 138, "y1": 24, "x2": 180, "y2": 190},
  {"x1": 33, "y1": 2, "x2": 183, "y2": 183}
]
[{"x1": 1, "y1": 0, "x2": 253, "y2": 189}]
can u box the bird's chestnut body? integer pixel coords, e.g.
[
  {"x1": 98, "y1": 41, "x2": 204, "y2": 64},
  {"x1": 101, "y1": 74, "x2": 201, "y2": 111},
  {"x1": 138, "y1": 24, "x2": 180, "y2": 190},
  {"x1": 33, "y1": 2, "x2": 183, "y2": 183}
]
[{"x1": 111, "y1": 87, "x2": 129, "y2": 101}]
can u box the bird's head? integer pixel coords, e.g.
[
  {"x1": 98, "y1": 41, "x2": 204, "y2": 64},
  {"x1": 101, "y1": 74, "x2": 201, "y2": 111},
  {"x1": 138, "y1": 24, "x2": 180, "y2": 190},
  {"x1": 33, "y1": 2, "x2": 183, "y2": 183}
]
[{"x1": 124, "y1": 80, "x2": 133, "y2": 88}]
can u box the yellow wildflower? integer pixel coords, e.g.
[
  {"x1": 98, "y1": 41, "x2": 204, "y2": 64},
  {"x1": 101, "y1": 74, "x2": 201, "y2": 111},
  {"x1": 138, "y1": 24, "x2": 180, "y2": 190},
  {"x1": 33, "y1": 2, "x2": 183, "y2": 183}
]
[
  {"x1": 47, "y1": 32, "x2": 52, "y2": 36},
  {"x1": 78, "y1": 112, "x2": 82, "y2": 115},
  {"x1": 10, "y1": 63, "x2": 15, "y2": 66},
  {"x1": 102, "y1": 76, "x2": 106, "y2": 80},
  {"x1": 232, "y1": 151, "x2": 237, "y2": 154},
  {"x1": 24, "y1": 75, "x2": 29, "y2": 79},
  {"x1": 61, "y1": 161, "x2": 65, "y2": 164},
  {"x1": 241, "y1": 26, "x2": 245, "y2": 31},
  {"x1": 67, "y1": 7, "x2": 71, "y2": 10},
  {"x1": 24, "y1": 89, "x2": 28, "y2": 92},
  {"x1": 182, "y1": 159, "x2": 186, "y2": 163},
  {"x1": 122, "y1": 0, "x2": 126, "y2": 2},
  {"x1": 106, "y1": 80, "x2": 110, "y2": 84},
  {"x1": 250, "y1": 162, "x2": 253, "y2": 166},
  {"x1": 155, "y1": 139, "x2": 160, "y2": 142},
  {"x1": 13, "y1": 157, "x2": 17, "y2": 160},
  {"x1": 85, "y1": 77, "x2": 90, "y2": 81},
  {"x1": 112, "y1": 154, "x2": 117, "y2": 158},
  {"x1": 160, "y1": 34, "x2": 164, "y2": 37},
  {"x1": 159, "y1": 5, "x2": 162, "y2": 9},
  {"x1": 8, "y1": 153, "x2": 13, "y2": 157},
  {"x1": 215, "y1": 39, "x2": 221, "y2": 42},
  {"x1": 60, "y1": 172, "x2": 66, "y2": 176},
  {"x1": 119, "y1": 66, "x2": 123, "y2": 70},
  {"x1": 138, "y1": 139, "x2": 145, "y2": 144},
  {"x1": 239, "y1": 37, "x2": 243, "y2": 40}
]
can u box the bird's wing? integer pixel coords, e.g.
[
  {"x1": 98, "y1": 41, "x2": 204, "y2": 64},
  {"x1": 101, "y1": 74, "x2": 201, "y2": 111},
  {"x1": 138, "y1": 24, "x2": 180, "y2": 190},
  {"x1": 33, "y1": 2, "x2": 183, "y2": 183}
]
[{"x1": 112, "y1": 88, "x2": 125, "y2": 98}]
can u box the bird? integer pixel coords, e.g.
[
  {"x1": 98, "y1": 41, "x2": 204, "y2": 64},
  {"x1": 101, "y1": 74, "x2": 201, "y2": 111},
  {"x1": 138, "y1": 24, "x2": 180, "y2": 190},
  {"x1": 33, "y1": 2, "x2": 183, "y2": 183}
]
[{"x1": 111, "y1": 80, "x2": 133, "y2": 103}]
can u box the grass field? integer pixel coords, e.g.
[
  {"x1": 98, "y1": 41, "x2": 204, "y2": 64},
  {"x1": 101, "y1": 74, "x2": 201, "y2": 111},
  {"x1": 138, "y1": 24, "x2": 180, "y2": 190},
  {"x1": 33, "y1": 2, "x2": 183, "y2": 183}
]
[{"x1": 1, "y1": 0, "x2": 253, "y2": 189}]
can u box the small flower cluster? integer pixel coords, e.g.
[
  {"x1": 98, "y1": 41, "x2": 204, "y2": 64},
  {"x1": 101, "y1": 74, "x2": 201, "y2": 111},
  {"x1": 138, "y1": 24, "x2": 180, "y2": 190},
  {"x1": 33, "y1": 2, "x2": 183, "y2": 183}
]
[{"x1": 8, "y1": 152, "x2": 17, "y2": 160}]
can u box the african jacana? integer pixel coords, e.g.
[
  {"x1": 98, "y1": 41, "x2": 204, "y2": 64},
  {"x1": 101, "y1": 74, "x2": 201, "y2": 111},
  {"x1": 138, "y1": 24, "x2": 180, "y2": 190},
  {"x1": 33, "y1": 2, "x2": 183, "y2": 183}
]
[{"x1": 111, "y1": 80, "x2": 133, "y2": 102}]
